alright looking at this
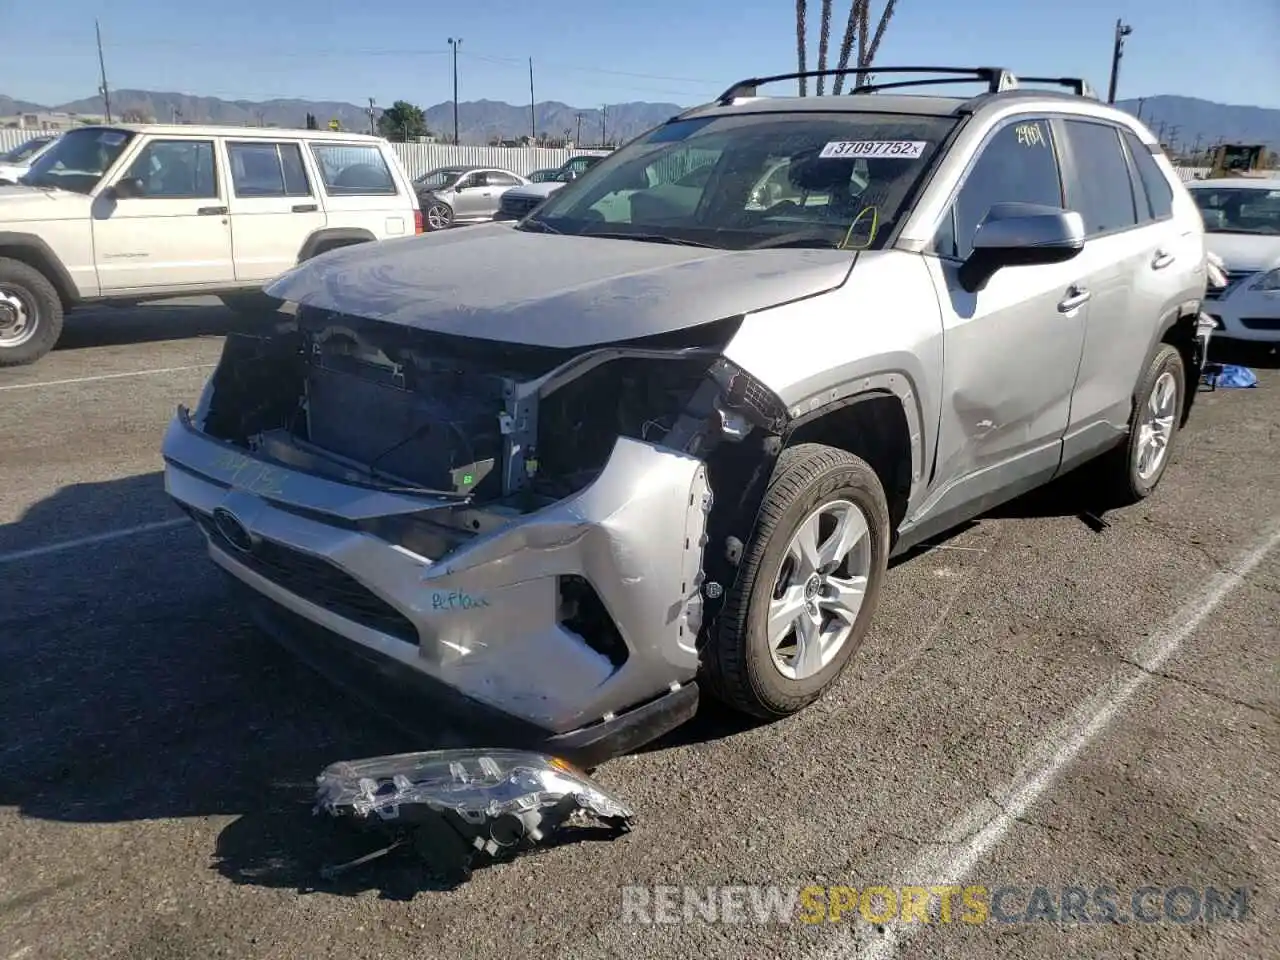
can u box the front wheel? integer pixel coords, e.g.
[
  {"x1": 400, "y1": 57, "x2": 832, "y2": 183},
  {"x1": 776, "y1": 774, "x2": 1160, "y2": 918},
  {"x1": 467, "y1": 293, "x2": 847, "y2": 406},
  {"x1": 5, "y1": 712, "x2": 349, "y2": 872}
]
[
  {"x1": 424, "y1": 202, "x2": 454, "y2": 231},
  {"x1": 701, "y1": 443, "x2": 891, "y2": 719},
  {"x1": 0, "y1": 257, "x2": 63, "y2": 367}
]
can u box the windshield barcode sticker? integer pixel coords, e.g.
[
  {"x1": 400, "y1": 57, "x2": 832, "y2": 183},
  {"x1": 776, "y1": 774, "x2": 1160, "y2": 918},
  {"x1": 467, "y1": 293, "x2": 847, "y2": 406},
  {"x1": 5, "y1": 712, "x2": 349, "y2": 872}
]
[{"x1": 819, "y1": 140, "x2": 927, "y2": 159}]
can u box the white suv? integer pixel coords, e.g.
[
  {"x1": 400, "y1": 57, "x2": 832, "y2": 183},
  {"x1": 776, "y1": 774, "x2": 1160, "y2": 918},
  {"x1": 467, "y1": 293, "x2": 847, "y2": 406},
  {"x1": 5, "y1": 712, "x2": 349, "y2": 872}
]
[{"x1": 0, "y1": 124, "x2": 421, "y2": 366}]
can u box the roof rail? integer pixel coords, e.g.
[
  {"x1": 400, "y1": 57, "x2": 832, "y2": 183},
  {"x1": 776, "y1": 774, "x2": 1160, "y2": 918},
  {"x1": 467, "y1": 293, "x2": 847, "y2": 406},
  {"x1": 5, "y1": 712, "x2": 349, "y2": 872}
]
[
  {"x1": 1016, "y1": 76, "x2": 1097, "y2": 98},
  {"x1": 715, "y1": 66, "x2": 1019, "y2": 105}
]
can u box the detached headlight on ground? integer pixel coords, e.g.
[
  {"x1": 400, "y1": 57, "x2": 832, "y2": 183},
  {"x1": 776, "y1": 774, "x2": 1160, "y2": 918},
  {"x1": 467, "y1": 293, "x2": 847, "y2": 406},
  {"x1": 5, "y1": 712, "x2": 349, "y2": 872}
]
[{"x1": 314, "y1": 749, "x2": 635, "y2": 881}]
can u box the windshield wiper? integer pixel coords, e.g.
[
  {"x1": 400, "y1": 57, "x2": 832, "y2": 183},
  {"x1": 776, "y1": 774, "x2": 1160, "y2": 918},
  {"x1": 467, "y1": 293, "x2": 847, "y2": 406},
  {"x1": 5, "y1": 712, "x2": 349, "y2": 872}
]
[
  {"x1": 747, "y1": 230, "x2": 845, "y2": 250},
  {"x1": 516, "y1": 219, "x2": 562, "y2": 234},
  {"x1": 581, "y1": 230, "x2": 718, "y2": 248}
]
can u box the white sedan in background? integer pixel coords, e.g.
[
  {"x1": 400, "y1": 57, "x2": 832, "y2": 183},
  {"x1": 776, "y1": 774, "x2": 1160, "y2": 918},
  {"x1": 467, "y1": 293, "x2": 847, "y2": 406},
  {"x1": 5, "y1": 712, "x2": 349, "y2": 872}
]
[
  {"x1": 1189, "y1": 177, "x2": 1280, "y2": 343},
  {"x1": 0, "y1": 135, "x2": 58, "y2": 183}
]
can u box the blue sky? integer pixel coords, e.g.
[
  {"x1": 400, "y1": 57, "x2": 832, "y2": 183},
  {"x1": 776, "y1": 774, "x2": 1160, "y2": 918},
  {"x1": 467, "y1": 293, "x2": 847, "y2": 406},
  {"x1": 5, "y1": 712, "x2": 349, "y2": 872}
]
[{"x1": 4, "y1": 0, "x2": 1278, "y2": 110}]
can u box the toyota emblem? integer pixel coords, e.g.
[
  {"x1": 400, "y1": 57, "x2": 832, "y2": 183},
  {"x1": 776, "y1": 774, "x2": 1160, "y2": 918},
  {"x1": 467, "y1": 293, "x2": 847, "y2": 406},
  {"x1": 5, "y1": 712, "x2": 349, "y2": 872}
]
[{"x1": 211, "y1": 507, "x2": 255, "y2": 554}]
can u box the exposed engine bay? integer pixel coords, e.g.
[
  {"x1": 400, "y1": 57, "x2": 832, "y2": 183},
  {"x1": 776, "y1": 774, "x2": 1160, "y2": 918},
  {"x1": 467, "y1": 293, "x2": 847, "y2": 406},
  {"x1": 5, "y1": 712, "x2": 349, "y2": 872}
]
[{"x1": 197, "y1": 306, "x2": 788, "y2": 514}]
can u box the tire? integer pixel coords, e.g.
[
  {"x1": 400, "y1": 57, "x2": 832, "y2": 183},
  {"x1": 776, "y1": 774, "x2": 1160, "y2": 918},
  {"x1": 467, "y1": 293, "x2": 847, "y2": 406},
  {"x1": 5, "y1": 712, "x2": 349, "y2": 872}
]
[
  {"x1": 701, "y1": 442, "x2": 891, "y2": 719},
  {"x1": 424, "y1": 201, "x2": 454, "y2": 231},
  {"x1": 0, "y1": 257, "x2": 64, "y2": 367},
  {"x1": 1094, "y1": 343, "x2": 1186, "y2": 506},
  {"x1": 219, "y1": 292, "x2": 284, "y2": 317}
]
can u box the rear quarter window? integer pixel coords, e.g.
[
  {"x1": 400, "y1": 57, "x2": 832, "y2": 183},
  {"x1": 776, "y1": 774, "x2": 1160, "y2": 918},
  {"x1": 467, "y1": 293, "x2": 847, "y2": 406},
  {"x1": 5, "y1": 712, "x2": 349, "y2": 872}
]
[
  {"x1": 309, "y1": 143, "x2": 398, "y2": 196},
  {"x1": 1122, "y1": 130, "x2": 1174, "y2": 221}
]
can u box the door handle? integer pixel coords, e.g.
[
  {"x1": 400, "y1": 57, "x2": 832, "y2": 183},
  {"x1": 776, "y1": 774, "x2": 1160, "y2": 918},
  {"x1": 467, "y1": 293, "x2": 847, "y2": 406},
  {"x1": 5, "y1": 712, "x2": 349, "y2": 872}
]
[
  {"x1": 198, "y1": 205, "x2": 228, "y2": 216},
  {"x1": 1151, "y1": 249, "x2": 1176, "y2": 270},
  {"x1": 292, "y1": 203, "x2": 318, "y2": 213},
  {"x1": 1058, "y1": 285, "x2": 1091, "y2": 312}
]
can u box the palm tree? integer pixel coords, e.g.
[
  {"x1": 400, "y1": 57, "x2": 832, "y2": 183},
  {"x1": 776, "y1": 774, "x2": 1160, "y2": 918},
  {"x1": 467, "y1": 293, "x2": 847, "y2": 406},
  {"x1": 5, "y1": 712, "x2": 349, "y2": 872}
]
[
  {"x1": 823, "y1": 0, "x2": 898, "y2": 94},
  {"x1": 816, "y1": 0, "x2": 833, "y2": 95},
  {"x1": 795, "y1": 0, "x2": 808, "y2": 95}
]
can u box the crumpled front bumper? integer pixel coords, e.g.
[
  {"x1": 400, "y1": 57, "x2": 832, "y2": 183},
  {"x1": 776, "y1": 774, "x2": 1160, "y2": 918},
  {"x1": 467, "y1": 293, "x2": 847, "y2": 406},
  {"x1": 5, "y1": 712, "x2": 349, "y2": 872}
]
[{"x1": 162, "y1": 412, "x2": 711, "y2": 763}]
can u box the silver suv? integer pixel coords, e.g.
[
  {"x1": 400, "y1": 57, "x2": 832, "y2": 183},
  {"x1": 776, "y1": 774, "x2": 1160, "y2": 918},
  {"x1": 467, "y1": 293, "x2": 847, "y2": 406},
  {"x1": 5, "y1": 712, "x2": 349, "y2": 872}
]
[{"x1": 162, "y1": 67, "x2": 1211, "y2": 766}]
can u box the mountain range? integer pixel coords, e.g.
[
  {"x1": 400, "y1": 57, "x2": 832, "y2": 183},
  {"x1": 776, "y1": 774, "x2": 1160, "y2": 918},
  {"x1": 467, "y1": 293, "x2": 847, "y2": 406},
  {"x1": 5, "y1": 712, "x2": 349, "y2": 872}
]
[
  {"x1": 3, "y1": 90, "x2": 1278, "y2": 152},
  {"x1": 0, "y1": 90, "x2": 684, "y2": 146}
]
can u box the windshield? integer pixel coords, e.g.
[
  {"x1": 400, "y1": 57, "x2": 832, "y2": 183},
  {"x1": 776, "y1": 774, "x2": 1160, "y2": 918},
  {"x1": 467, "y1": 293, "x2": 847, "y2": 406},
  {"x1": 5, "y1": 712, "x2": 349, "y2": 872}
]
[
  {"x1": 415, "y1": 167, "x2": 467, "y2": 190},
  {"x1": 20, "y1": 127, "x2": 135, "y2": 194},
  {"x1": 1191, "y1": 186, "x2": 1280, "y2": 235},
  {"x1": 2, "y1": 137, "x2": 53, "y2": 163},
  {"x1": 522, "y1": 112, "x2": 955, "y2": 250}
]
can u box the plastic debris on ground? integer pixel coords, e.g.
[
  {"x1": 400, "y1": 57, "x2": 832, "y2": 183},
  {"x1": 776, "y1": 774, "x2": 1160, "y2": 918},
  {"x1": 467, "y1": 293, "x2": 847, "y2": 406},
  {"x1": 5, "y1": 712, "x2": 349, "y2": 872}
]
[
  {"x1": 1202, "y1": 363, "x2": 1259, "y2": 389},
  {"x1": 313, "y1": 748, "x2": 634, "y2": 883}
]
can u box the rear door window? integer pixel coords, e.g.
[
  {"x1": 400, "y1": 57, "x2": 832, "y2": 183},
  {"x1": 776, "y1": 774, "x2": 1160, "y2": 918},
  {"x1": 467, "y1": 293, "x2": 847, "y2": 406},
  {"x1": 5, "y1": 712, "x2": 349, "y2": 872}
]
[
  {"x1": 227, "y1": 142, "x2": 313, "y2": 198},
  {"x1": 1059, "y1": 120, "x2": 1139, "y2": 237},
  {"x1": 309, "y1": 144, "x2": 397, "y2": 196}
]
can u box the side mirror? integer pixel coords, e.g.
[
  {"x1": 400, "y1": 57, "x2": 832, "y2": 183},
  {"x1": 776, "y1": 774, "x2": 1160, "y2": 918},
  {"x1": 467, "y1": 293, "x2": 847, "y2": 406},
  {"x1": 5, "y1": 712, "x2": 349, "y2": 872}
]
[
  {"x1": 958, "y1": 202, "x2": 1085, "y2": 293},
  {"x1": 111, "y1": 176, "x2": 145, "y2": 200}
]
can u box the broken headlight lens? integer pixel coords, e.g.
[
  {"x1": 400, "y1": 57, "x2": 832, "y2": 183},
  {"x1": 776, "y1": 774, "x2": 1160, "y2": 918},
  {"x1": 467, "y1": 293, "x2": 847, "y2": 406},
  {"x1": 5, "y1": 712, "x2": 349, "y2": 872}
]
[{"x1": 315, "y1": 749, "x2": 634, "y2": 850}]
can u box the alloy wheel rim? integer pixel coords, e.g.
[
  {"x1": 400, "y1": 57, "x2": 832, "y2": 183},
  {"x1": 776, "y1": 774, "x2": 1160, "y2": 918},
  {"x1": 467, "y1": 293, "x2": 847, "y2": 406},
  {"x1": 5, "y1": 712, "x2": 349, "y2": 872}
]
[
  {"x1": 0, "y1": 286, "x2": 36, "y2": 348},
  {"x1": 1135, "y1": 370, "x2": 1178, "y2": 481},
  {"x1": 427, "y1": 204, "x2": 451, "y2": 230},
  {"x1": 768, "y1": 499, "x2": 872, "y2": 681}
]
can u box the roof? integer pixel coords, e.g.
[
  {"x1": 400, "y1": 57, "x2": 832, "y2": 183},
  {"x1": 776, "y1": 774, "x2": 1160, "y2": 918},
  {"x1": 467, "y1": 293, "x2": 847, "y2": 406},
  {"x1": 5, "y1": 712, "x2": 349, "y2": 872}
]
[
  {"x1": 1188, "y1": 176, "x2": 1280, "y2": 189},
  {"x1": 68, "y1": 123, "x2": 386, "y2": 143}
]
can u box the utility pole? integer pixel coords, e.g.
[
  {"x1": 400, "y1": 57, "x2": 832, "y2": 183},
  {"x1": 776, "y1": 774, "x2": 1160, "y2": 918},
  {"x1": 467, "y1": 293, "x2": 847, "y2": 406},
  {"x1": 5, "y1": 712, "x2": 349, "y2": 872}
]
[
  {"x1": 600, "y1": 104, "x2": 606, "y2": 147},
  {"x1": 95, "y1": 18, "x2": 113, "y2": 123},
  {"x1": 575, "y1": 111, "x2": 584, "y2": 145},
  {"x1": 1135, "y1": 97, "x2": 1146, "y2": 121},
  {"x1": 1107, "y1": 19, "x2": 1133, "y2": 104},
  {"x1": 528, "y1": 58, "x2": 537, "y2": 142},
  {"x1": 1192, "y1": 132, "x2": 1204, "y2": 159},
  {"x1": 367, "y1": 98, "x2": 377, "y2": 136},
  {"x1": 448, "y1": 37, "x2": 462, "y2": 145}
]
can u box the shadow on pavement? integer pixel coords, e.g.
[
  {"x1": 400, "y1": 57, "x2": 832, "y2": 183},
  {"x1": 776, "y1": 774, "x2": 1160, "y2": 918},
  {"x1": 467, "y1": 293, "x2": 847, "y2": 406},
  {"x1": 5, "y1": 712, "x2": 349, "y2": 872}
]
[{"x1": 56, "y1": 300, "x2": 277, "y2": 351}]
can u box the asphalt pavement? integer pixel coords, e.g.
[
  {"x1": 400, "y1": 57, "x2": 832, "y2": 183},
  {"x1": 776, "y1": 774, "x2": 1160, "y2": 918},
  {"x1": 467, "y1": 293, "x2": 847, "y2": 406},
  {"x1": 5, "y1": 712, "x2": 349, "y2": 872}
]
[{"x1": 1, "y1": 298, "x2": 1277, "y2": 960}]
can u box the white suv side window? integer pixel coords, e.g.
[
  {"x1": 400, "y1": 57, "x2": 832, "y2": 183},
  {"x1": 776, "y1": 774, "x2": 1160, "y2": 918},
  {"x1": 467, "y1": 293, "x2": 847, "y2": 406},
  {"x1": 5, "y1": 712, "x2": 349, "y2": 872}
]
[
  {"x1": 122, "y1": 139, "x2": 219, "y2": 199},
  {"x1": 308, "y1": 144, "x2": 397, "y2": 196},
  {"x1": 227, "y1": 141, "x2": 313, "y2": 198},
  {"x1": 935, "y1": 118, "x2": 1063, "y2": 260}
]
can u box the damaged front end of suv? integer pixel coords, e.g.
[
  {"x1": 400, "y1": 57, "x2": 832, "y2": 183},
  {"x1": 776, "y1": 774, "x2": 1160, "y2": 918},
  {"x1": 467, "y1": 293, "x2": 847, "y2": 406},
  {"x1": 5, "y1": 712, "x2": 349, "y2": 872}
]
[{"x1": 161, "y1": 296, "x2": 792, "y2": 766}]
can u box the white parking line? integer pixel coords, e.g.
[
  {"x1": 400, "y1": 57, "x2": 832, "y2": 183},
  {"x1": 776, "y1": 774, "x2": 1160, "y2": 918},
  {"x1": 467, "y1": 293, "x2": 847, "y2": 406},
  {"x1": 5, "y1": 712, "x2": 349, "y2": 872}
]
[
  {"x1": 0, "y1": 364, "x2": 215, "y2": 392},
  {"x1": 0, "y1": 518, "x2": 191, "y2": 566},
  {"x1": 820, "y1": 521, "x2": 1280, "y2": 960}
]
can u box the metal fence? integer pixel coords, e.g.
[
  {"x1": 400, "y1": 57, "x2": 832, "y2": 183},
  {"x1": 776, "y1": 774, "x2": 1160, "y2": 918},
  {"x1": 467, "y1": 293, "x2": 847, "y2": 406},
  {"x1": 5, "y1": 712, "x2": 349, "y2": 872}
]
[
  {"x1": 0, "y1": 126, "x2": 1228, "y2": 185},
  {"x1": 0, "y1": 127, "x2": 606, "y2": 179}
]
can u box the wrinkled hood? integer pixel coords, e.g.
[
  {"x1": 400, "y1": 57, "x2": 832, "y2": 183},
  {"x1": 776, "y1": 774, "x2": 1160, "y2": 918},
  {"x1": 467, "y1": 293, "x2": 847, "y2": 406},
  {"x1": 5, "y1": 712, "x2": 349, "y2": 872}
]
[
  {"x1": 1204, "y1": 232, "x2": 1280, "y2": 275},
  {"x1": 266, "y1": 222, "x2": 857, "y2": 348},
  {"x1": 0, "y1": 183, "x2": 89, "y2": 222}
]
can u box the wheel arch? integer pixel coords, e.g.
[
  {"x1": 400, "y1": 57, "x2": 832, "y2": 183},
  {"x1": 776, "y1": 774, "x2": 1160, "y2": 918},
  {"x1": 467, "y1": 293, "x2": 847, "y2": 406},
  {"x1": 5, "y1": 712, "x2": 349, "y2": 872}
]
[
  {"x1": 698, "y1": 379, "x2": 922, "y2": 637},
  {"x1": 297, "y1": 227, "x2": 377, "y2": 263},
  {"x1": 1147, "y1": 299, "x2": 1205, "y2": 427},
  {"x1": 782, "y1": 386, "x2": 918, "y2": 537},
  {"x1": 0, "y1": 232, "x2": 78, "y2": 307}
]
